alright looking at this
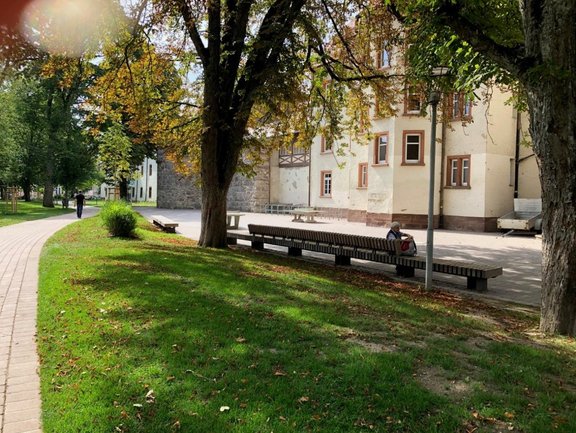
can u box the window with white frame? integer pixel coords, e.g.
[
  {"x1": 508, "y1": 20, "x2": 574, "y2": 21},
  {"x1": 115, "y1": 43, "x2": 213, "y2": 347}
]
[
  {"x1": 374, "y1": 133, "x2": 389, "y2": 164},
  {"x1": 402, "y1": 131, "x2": 424, "y2": 164},
  {"x1": 451, "y1": 92, "x2": 473, "y2": 120},
  {"x1": 378, "y1": 40, "x2": 391, "y2": 68},
  {"x1": 321, "y1": 171, "x2": 332, "y2": 196},
  {"x1": 447, "y1": 155, "x2": 471, "y2": 187},
  {"x1": 358, "y1": 163, "x2": 368, "y2": 188}
]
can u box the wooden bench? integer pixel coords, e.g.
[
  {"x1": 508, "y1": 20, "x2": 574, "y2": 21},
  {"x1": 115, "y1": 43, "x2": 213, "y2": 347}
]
[
  {"x1": 227, "y1": 212, "x2": 245, "y2": 229},
  {"x1": 290, "y1": 208, "x2": 323, "y2": 223},
  {"x1": 227, "y1": 224, "x2": 503, "y2": 291},
  {"x1": 151, "y1": 215, "x2": 179, "y2": 233}
]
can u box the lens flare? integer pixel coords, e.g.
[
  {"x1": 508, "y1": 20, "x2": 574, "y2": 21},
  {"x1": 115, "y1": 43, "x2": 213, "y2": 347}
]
[{"x1": 20, "y1": 0, "x2": 127, "y2": 57}]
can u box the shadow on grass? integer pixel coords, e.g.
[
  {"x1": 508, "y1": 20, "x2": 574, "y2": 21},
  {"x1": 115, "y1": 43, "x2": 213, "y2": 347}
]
[{"x1": 38, "y1": 220, "x2": 576, "y2": 433}]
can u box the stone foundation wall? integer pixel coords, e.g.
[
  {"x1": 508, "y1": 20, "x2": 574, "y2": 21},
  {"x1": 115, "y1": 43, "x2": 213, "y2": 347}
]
[
  {"x1": 157, "y1": 152, "x2": 270, "y2": 212},
  {"x1": 156, "y1": 152, "x2": 202, "y2": 209},
  {"x1": 442, "y1": 215, "x2": 498, "y2": 232},
  {"x1": 227, "y1": 164, "x2": 270, "y2": 212}
]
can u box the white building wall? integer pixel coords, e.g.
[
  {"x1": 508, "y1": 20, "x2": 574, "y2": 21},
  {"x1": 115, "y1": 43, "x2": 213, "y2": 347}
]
[
  {"x1": 271, "y1": 86, "x2": 540, "y2": 231},
  {"x1": 131, "y1": 157, "x2": 158, "y2": 202}
]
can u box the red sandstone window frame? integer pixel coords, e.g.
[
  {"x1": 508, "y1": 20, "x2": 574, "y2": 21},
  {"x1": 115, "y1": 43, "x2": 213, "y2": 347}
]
[
  {"x1": 449, "y1": 92, "x2": 473, "y2": 121},
  {"x1": 446, "y1": 155, "x2": 471, "y2": 188},
  {"x1": 404, "y1": 87, "x2": 424, "y2": 115},
  {"x1": 373, "y1": 132, "x2": 389, "y2": 165},
  {"x1": 402, "y1": 130, "x2": 425, "y2": 165}
]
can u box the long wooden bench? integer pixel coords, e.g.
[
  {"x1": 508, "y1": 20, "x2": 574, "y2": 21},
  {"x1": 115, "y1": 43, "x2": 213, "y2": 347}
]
[
  {"x1": 227, "y1": 224, "x2": 503, "y2": 291},
  {"x1": 151, "y1": 215, "x2": 179, "y2": 233}
]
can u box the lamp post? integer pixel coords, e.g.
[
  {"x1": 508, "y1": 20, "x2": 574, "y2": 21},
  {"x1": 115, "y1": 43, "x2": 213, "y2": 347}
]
[{"x1": 425, "y1": 67, "x2": 449, "y2": 290}]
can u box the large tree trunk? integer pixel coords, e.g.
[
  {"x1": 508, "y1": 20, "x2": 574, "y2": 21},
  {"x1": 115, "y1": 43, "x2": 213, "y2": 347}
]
[
  {"x1": 197, "y1": 115, "x2": 243, "y2": 248},
  {"x1": 42, "y1": 158, "x2": 54, "y2": 208},
  {"x1": 119, "y1": 178, "x2": 129, "y2": 201},
  {"x1": 528, "y1": 88, "x2": 576, "y2": 335},
  {"x1": 524, "y1": 1, "x2": 576, "y2": 335},
  {"x1": 22, "y1": 182, "x2": 31, "y2": 202}
]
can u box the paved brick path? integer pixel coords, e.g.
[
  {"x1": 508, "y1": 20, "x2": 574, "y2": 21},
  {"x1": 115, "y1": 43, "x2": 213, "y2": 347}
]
[{"x1": 0, "y1": 208, "x2": 96, "y2": 433}]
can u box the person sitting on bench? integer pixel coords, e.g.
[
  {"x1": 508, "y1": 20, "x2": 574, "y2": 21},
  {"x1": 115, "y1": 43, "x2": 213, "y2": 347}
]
[{"x1": 387, "y1": 221, "x2": 417, "y2": 256}]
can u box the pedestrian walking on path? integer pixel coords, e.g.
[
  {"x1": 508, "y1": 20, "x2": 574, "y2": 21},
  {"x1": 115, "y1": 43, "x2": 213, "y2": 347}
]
[
  {"x1": 74, "y1": 192, "x2": 85, "y2": 219},
  {"x1": 0, "y1": 207, "x2": 97, "y2": 433}
]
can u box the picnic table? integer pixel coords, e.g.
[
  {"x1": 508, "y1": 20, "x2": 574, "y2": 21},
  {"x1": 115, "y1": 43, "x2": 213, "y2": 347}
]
[
  {"x1": 227, "y1": 212, "x2": 245, "y2": 229},
  {"x1": 290, "y1": 208, "x2": 323, "y2": 223}
]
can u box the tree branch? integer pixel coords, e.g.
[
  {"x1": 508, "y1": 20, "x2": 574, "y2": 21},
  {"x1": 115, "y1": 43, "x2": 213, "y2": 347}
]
[
  {"x1": 178, "y1": 0, "x2": 209, "y2": 67},
  {"x1": 231, "y1": 0, "x2": 306, "y2": 126},
  {"x1": 400, "y1": 0, "x2": 529, "y2": 77}
]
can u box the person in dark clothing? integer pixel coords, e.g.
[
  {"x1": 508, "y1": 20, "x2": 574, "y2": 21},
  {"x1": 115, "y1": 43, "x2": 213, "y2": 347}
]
[{"x1": 75, "y1": 192, "x2": 85, "y2": 218}]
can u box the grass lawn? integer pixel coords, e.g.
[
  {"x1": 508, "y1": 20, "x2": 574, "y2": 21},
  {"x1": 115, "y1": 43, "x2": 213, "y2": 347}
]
[
  {"x1": 38, "y1": 216, "x2": 576, "y2": 433},
  {"x1": 0, "y1": 200, "x2": 74, "y2": 227}
]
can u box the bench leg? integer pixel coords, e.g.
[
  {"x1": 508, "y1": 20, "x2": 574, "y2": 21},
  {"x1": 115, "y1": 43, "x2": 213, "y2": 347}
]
[
  {"x1": 467, "y1": 277, "x2": 488, "y2": 291},
  {"x1": 335, "y1": 255, "x2": 351, "y2": 266},
  {"x1": 396, "y1": 265, "x2": 415, "y2": 277},
  {"x1": 252, "y1": 241, "x2": 264, "y2": 250},
  {"x1": 227, "y1": 237, "x2": 237, "y2": 245},
  {"x1": 288, "y1": 247, "x2": 302, "y2": 256}
]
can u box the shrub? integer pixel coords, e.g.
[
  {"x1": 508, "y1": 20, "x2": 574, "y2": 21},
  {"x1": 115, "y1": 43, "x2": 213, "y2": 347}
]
[{"x1": 100, "y1": 200, "x2": 137, "y2": 237}]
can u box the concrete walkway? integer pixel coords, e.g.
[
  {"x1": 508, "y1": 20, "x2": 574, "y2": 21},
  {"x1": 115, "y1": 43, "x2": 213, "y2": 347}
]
[
  {"x1": 0, "y1": 208, "x2": 97, "y2": 433},
  {"x1": 135, "y1": 208, "x2": 543, "y2": 308}
]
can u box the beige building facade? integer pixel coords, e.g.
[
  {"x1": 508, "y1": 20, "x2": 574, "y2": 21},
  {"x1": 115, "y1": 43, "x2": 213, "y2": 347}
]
[{"x1": 269, "y1": 85, "x2": 540, "y2": 231}]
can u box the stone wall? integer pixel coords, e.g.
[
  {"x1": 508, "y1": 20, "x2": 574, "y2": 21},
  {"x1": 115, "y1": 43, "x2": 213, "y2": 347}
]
[
  {"x1": 156, "y1": 151, "x2": 202, "y2": 209},
  {"x1": 227, "y1": 163, "x2": 270, "y2": 212},
  {"x1": 157, "y1": 151, "x2": 270, "y2": 212}
]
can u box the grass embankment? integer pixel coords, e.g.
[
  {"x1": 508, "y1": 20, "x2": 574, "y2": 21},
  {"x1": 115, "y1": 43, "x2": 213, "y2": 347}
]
[
  {"x1": 0, "y1": 200, "x2": 74, "y2": 227},
  {"x1": 38, "y1": 216, "x2": 576, "y2": 433}
]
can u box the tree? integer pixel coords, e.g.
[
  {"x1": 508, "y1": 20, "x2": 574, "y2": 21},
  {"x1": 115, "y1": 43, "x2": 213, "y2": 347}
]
[
  {"x1": 87, "y1": 32, "x2": 191, "y2": 199},
  {"x1": 7, "y1": 76, "x2": 49, "y2": 201},
  {"x1": 145, "y1": 0, "x2": 399, "y2": 247},
  {"x1": 387, "y1": 0, "x2": 576, "y2": 336}
]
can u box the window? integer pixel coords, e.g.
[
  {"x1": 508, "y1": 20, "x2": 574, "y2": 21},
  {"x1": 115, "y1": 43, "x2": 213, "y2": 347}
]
[
  {"x1": 446, "y1": 155, "x2": 471, "y2": 187},
  {"x1": 149, "y1": 164, "x2": 153, "y2": 176},
  {"x1": 320, "y1": 135, "x2": 332, "y2": 153},
  {"x1": 148, "y1": 186, "x2": 153, "y2": 198},
  {"x1": 358, "y1": 163, "x2": 368, "y2": 188},
  {"x1": 139, "y1": 187, "x2": 143, "y2": 198},
  {"x1": 402, "y1": 131, "x2": 424, "y2": 165},
  {"x1": 321, "y1": 171, "x2": 332, "y2": 197},
  {"x1": 451, "y1": 92, "x2": 473, "y2": 120},
  {"x1": 140, "y1": 165, "x2": 144, "y2": 175},
  {"x1": 374, "y1": 132, "x2": 389, "y2": 164},
  {"x1": 405, "y1": 88, "x2": 423, "y2": 114},
  {"x1": 377, "y1": 40, "x2": 391, "y2": 68}
]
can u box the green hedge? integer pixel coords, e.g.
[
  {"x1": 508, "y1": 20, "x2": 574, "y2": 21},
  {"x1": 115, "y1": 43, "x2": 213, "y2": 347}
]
[{"x1": 100, "y1": 200, "x2": 137, "y2": 237}]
